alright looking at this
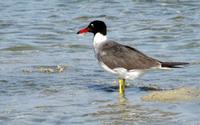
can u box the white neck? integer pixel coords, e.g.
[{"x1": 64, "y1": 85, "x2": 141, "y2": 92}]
[{"x1": 93, "y1": 33, "x2": 107, "y2": 51}]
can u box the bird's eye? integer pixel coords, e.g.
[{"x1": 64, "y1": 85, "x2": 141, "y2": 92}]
[{"x1": 90, "y1": 24, "x2": 94, "y2": 28}]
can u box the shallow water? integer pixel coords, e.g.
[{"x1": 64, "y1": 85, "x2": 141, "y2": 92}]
[{"x1": 0, "y1": 0, "x2": 200, "y2": 125}]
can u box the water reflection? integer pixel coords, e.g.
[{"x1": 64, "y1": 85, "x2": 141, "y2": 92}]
[{"x1": 88, "y1": 94, "x2": 178, "y2": 125}]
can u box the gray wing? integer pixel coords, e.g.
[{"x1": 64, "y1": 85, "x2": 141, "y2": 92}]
[{"x1": 97, "y1": 41, "x2": 161, "y2": 70}]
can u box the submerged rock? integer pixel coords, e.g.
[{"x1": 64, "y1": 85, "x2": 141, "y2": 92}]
[
  {"x1": 23, "y1": 65, "x2": 66, "y2": 73},
  {"x1": 142, "y1": 87, "x2": 200, "y2": 103},
  {"x1": 37, "y1": 65, "x2": 65, "y2": 73}
]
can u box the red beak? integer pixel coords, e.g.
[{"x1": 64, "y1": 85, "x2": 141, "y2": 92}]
[{"x1": 77, "y1": 27, "x2": 89, "y2": 34}]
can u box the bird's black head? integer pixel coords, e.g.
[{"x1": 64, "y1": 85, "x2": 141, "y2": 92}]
[{"x1": 77, "y1": 20, "x2": 107, "y2": 35}]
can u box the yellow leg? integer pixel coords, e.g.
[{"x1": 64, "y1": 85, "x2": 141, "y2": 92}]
[{"x1": 118, "y1": 79, "x2": 125, "y2": 95}]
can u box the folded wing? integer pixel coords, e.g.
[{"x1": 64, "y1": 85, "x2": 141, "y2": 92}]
[{"x1": 97, "y1": 41, "x2": 161, "y2": 70}]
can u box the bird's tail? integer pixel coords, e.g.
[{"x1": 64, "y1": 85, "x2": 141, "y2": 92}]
[{"x1": 161, "y1": 61, "x2": 189, "y2": 68}]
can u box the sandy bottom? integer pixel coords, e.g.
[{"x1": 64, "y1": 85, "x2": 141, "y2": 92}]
[{"x1": 142, "y1": 87, "x2": 200, "y2": 102}]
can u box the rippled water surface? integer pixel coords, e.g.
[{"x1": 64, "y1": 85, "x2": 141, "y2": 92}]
[{"x1": 0, "y1": 0, "x2": 200, "y2": 125}]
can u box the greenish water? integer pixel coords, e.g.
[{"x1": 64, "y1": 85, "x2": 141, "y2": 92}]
[{"x1": 0, "y1": 0, "x2": 200, "y2": 125}]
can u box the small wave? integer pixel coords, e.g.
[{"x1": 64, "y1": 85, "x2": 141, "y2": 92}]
[
  {"x1": 0, "y1": 20, "x2": 13, "y2": 29},
  {"x1": 169, "y1": 15, "x2": 186, "y2": 21},
  {"x1": 172, "y1": 41, "x2": 200, "y2": 50},
  {"x1": 67, "y1": 44, "x2": 90, "y2": 49},
  {"x1": 74, "y1": 15, "x2": 118, "y2": 21},
  {"x1": 1, "y1": 45, "x2": 39, "y2": 52}
]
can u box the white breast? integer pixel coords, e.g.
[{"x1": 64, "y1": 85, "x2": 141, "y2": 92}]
[{"x1": 93, "y1": 33, "x2": 107, "y2": 52}]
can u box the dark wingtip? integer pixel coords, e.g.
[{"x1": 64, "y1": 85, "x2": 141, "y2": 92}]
[
  {"x1": 161, "y1": 62, "x2": 189, "y2": 68},
  {"x1": 77, "y1": 31, "x2": 80, "y2": 34}
]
